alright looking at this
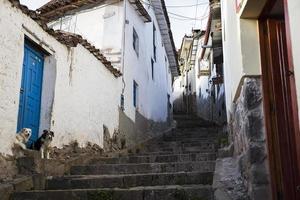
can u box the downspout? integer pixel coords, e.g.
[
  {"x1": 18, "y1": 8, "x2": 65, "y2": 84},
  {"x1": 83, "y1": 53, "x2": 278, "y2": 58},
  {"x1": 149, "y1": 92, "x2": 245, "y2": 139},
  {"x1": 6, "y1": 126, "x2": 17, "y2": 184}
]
[{"x1": 121, "y1": 0, "x2": 127, "y2": 110}]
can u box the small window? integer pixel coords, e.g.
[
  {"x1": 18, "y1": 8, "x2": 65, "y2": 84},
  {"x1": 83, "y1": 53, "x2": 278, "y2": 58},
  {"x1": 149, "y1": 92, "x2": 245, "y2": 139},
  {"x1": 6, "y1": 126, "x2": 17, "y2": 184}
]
[
  {"x1": 133, "y1": 81, "x2": 138, "y2": 108},
  {"x1": 133, "y1": 28, "x2": 139, "y2": 56},
  {"x1": 151, "y1": 58, "x2": 155, "y2": 80},
  {"x1": 153, "y1": 24, "x2": 157, "y2": 61}
]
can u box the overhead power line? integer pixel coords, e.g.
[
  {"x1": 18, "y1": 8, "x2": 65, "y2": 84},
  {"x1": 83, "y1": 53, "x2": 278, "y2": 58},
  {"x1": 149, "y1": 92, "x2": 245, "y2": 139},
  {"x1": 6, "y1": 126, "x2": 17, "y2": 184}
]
[
  {"x1": 140, "y1": 0, "x2": 209, "y2": 21},
  {"x1": 164, "y1": 2, "x2": 209, "y2": 8}
]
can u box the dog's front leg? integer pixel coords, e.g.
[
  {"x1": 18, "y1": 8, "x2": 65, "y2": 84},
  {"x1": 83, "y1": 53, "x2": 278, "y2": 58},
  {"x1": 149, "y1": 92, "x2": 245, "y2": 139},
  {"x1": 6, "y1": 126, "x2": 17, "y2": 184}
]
[
  {"x1": 46, "y1": 150, "x2": 50, "y2": 159},
  {"x1": 41, "y1": 148, "x2": 44, "y2": 159},
  {"x1": 20, "y1": 143, "x2": 26, "y2": 150}
]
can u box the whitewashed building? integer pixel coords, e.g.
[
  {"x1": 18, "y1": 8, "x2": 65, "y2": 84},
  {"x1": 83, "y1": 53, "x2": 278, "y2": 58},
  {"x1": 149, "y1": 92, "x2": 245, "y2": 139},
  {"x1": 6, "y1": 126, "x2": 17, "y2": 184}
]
[
  {"x1": 0, "y1": 0, "x2": 177, "y2": 155},
  {"x1": 38, "y1": 0, "x2": 178, "y2": 146}
]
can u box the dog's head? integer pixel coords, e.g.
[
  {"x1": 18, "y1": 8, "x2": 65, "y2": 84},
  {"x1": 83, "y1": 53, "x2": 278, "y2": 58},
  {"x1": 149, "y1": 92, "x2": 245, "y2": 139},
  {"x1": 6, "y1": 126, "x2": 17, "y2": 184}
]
[
  {"x1": 42, "y1": 130, "x2": 54, "y2": 141},
  {"x1": 20, "y1": 128, "x2": 32, "y2": 140}
]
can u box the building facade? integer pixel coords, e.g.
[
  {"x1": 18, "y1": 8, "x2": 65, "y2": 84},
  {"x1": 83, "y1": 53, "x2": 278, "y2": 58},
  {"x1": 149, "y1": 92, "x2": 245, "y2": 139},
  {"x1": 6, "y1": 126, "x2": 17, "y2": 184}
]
[
  {"x1": 39, "y1": 0, "x2": 178, "y2": 148},
  {"x1": 221, "y1": 0, "x2": 300, "y2": 199}
]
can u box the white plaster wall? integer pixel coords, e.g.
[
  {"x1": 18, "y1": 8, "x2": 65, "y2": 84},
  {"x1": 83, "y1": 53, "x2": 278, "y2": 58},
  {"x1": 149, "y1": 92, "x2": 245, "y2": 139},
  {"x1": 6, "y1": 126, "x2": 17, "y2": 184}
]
[
  {"x1": 122, "y1": 0, "x2": 173, "y2": 122},
  {"x1": 51, "y1": 45, "x2": 121, "y2": 147},
  {"x1": 240, "y1": 19, "x2": 261, "y2": 75},
  {"x1": 172, "y1": 77, "x2": 184, "y2": 102},
  {"x1": 221, "y1": 0, "x2": 244, "y2": 116},
  {"x1": 221, "y1": 0, "x2": 261, "y2": 120},
  {"x1": 39, "y1": 55, "x2": 57, "y2": 133},
  {"x1": 49, "y1": 1, "x2": 124, "y2": 54},
  {"x1": 287, "y1": 0, "x2": 300, "y2": 123},
  {"x1": 0, "y1": 0, "x2": 121, "y2": 154},
  {"x1": 195, "y1": 37, "x2": 210, "y2": 116}
]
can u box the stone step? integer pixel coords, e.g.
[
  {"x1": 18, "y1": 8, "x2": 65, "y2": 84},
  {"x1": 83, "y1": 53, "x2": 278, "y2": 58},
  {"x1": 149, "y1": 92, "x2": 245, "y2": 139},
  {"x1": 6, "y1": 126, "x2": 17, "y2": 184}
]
[
  {"x1": 126, "y1": 150, "x2": 216, "y2": 156},
  {"x1": 163, "y1": 137, "x2": 217, "y2": 143},
  {"x1": 46, "y1": 171, "x2": 214, "y2": 190},
  {"x1": 144, "y1": 142, "x2": 216, "y2": 149},
  {"x1": 140, "y1": 146, "x2": 215, "y2": 153},
  {"x1": 152, "y1": 139, "x2": 218, "y2": 147},
  {"x1": 13, "y1": 185, "x2": 213, "y2": 200},
  {"x1": 171, "y1": 127, "x2": 218, "y2": 133},
  {"x1": 126, "y1": 149, "x2": 217, "y2": 156},
  {"x1": 176, "y1": 122, "x2": 216, "y2": 128},
  {"x1": 70, "y1": 161, "x2": 216, "y2": 175},
  {"x1": 154, "y1": 140, "x2": 218, "y2": 146},
  {"x1": 92, "y1": 153, "x2": 216, "y2": 164}
]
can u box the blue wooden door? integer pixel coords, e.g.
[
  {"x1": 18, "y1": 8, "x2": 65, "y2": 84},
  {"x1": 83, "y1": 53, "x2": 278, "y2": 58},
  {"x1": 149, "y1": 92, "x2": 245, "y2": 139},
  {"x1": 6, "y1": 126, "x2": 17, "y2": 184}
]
[{"x1": 17, "y1": 41, "x2": 44, "y2": 145}]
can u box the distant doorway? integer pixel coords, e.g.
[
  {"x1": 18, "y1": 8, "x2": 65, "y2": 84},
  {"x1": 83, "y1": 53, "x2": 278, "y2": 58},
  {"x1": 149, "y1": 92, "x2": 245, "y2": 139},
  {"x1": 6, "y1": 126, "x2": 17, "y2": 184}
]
[
  {"x1": 17, "y1": 40, "x2": 44, "y2": 146},
  {"x1": 259, "y1": 0, "x2": 300, "y2": 199}
]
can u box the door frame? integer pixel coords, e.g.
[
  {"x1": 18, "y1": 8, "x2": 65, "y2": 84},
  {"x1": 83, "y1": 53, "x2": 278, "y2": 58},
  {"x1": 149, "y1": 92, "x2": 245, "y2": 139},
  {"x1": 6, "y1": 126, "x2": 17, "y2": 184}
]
[
  {"x1": 259, "y1": 0, "x2": 300, "y2": 199},
  {"x1": 17, "y1": 39, "x2": 45, "y2": 144}
]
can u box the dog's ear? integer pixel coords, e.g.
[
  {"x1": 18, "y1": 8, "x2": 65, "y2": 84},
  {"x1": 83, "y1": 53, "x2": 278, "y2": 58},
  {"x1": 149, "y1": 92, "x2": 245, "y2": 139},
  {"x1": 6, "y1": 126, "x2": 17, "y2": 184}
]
[{"x1": 50, "y1": 131, "x2": 54, "y2": 137}]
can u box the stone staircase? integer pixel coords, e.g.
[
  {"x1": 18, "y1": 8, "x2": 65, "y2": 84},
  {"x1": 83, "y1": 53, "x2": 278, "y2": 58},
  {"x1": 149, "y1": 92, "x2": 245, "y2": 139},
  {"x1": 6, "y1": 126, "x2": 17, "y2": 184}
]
[{"x1": 13, "y1": 115, "x2": 219, "y2": 200}]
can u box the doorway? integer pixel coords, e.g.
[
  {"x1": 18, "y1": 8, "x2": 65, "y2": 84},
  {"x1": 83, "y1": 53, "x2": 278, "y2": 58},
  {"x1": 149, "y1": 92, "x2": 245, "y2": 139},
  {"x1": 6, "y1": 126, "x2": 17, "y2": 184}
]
[
  {"x1": 259, "y1": 0, "x2": 300, "y2": 199},
  {"x1": 17, "y1": 40, "x2": 44, "y2": 146}
]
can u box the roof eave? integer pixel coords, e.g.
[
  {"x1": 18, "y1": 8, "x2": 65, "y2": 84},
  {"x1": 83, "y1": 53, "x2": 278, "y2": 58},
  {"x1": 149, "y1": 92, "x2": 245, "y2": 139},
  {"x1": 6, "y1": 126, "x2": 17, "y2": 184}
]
[{"x1": 151, "y1": 0, "x2": 179, "y2": 77}]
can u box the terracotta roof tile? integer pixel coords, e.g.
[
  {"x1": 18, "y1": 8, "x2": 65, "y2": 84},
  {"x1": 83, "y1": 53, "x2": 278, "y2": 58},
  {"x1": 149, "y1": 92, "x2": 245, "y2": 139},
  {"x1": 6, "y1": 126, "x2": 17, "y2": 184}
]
[{"x1": 38, "y1": 0, "x2": 151, "y2": 23}]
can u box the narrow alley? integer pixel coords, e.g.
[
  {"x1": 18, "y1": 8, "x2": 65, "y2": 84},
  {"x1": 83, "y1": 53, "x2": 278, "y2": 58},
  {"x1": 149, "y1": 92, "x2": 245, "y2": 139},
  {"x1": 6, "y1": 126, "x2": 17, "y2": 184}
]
[{"x1": 0, "y1": 0, "x2": 300, "y2": 200}]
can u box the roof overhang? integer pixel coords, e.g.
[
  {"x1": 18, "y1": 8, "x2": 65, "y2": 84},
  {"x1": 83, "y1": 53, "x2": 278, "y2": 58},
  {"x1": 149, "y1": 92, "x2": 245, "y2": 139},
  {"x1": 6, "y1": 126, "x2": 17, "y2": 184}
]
[{"x1": 151, "y1": 0, "x2": 179, "y2": 77}]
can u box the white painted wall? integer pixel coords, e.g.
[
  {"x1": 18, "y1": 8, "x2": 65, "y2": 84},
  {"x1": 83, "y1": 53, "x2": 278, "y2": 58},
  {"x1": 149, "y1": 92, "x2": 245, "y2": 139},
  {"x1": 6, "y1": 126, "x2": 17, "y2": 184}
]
[
  {"x1": 122, "y1": 0, "x2": 173, "y2": 122},
  {"x1": 50, "y1": 45, "x2": 121, "y2": 147},
  {"x1": 195, "y1": 36, "x2": 210, "y2": 118},
  {"x1": 0, "y1": 0, "x2": 121, "y2": 154},
  {"x1": 49, "y1": 1, "x2": 124, "y2": 54},
  {"x1": 221, "y1": 0, "x2": 244, "y2": 115},
  {"x1": 287, "y1": 0, "x2": 300, "y2": 123},
  {"x1": 49, "y1": 0, "x2": 124, "y2": 68},
  {"x1": 221, "y1": 0, "x2": 261, "y2": 119}
]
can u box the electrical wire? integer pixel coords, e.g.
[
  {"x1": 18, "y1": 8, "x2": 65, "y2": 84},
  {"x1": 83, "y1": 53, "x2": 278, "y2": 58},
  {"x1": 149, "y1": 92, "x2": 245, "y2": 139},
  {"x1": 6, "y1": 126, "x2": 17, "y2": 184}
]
[
  {"x1": 140, "y1": 0, "x2": 208, "y2": 21},
  {"x1": 164, "y1": 2, "x2": 209, "y2": 8}
]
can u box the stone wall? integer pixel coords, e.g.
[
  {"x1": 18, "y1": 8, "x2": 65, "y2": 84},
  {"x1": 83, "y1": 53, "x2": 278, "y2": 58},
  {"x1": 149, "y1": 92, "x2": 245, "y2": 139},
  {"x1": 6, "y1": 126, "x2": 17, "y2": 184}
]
[{"x1": 229, "y1": 77, "x2": 271, "y2": 199}]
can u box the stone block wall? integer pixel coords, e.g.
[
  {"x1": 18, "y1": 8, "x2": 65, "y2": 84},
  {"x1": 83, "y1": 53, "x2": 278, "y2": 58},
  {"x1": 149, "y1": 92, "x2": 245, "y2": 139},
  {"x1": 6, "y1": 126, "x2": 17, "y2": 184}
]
[{"x1": 229, "y1": 77, "x2": 272, "y2": 199}]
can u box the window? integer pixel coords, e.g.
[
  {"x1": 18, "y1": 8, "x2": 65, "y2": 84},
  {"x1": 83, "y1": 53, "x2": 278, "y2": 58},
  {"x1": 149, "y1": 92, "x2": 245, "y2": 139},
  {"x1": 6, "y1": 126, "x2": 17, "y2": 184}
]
[
  {"x1": 153, "y1": 24, "x2": 157, "y2": 61},
  {"x1": 133, "y1": 28, "x2": 139, "y2": 56},
  {"x1": 151, "y1": 58, "x2": 154, "y2": 80},
  {"x1": 133, "y1": 81, "x2": 138, "y2": 108}
]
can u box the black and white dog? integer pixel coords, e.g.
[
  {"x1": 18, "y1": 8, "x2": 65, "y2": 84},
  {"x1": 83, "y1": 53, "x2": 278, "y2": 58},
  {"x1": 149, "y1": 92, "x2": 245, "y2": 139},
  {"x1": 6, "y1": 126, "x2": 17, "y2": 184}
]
[{"x1": 32, "y1": 130, "x2": 54, "y2": 159}]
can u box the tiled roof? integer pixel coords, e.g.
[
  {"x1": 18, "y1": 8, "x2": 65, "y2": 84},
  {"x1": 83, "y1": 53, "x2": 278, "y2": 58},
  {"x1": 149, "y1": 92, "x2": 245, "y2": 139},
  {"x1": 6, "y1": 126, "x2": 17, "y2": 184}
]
[
  {"x1": 152, "y1": 0, "x2": 179, "y2": 76},
  {"x1": 38, "y1": 0, "x2": 104, "y2": 22},
  {"x1": 8, "y1": 0, "x2": 122, "y2": 78},
  {"x1": 38, "y1": 0, "x2": 151, "y2": 23}
]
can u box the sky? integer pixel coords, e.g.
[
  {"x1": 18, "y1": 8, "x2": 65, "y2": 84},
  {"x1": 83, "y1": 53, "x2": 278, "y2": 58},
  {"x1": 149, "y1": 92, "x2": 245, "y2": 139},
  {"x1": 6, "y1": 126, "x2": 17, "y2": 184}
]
[{"x1": 20, "y1": 0, "x2": 209, "y2": 49}]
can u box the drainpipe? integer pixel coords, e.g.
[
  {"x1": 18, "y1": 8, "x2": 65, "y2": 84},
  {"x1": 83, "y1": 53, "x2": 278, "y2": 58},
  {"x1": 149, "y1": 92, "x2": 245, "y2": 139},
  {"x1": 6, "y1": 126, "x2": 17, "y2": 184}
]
[{"x1": 120, "y1": 0, "x2": 127, "y2": 110}]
